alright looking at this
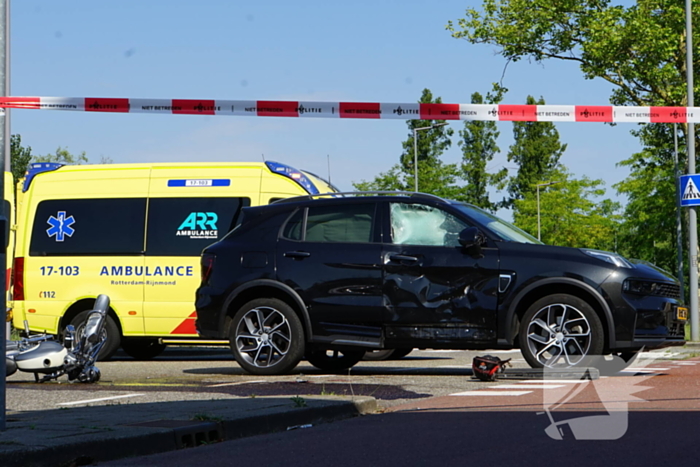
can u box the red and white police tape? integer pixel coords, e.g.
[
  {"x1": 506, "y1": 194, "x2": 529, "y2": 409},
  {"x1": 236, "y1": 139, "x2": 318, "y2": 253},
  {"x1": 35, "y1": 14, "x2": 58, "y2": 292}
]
[{"x1": 0, "y1": 96, "x2": 698, "y2": 123}]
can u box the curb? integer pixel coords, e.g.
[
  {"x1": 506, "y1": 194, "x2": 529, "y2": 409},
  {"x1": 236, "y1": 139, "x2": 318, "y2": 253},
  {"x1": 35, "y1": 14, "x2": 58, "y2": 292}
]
[{"x1": 1, "y1": 397, "x2": 377, "y2": 467}]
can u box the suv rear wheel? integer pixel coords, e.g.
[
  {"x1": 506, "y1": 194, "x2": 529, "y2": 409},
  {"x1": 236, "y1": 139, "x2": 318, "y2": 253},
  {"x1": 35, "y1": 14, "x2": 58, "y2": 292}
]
[
  {"x1": 229, "y1": 298, "x2": 304, "y2": 375},
  {"x1": 519, "y1": 294, "x2": 604, "y2": 369}
]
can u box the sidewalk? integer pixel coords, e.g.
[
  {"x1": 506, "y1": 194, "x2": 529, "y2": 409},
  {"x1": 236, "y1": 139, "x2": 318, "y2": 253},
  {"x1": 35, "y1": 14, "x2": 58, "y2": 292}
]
[{"x1": 0, "y1": 395, "x2": 377, "y2": 467}]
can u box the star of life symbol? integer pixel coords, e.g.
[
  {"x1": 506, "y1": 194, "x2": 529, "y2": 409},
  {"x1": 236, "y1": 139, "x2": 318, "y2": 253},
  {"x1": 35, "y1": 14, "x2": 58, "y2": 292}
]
[{"x1": 46, "y1": 211, "x2": 76, "y2": 242}]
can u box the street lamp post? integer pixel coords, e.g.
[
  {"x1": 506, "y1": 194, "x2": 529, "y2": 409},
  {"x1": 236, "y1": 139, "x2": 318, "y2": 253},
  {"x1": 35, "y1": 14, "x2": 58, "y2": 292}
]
[
  {"x1": 536, "y1": 181, "x2": 561, "y2": 241},
  {"x1": 413, "y1": 122, "x2": 448, "y2": 192}
]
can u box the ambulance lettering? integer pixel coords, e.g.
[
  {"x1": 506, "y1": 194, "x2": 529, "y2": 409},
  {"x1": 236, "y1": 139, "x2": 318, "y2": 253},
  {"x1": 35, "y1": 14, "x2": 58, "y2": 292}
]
[
  {"x1": 176, "y1": 212, "x2": 218, "y2": 239},
  {"x1": 99, "y1": 266, "x2": 193, "y2": 276}
]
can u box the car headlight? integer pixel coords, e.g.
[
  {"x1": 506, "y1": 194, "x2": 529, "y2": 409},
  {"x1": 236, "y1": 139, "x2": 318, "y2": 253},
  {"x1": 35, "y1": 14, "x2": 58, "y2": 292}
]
[{"x1": 580, "y1": 249, "x2": 633, "y2": 268}]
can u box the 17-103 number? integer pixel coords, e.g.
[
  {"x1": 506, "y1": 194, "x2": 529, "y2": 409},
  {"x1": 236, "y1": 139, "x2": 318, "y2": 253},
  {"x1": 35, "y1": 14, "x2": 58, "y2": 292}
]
[{"x1": 39, "y1": 266, "x2": 80, "y2": 276}]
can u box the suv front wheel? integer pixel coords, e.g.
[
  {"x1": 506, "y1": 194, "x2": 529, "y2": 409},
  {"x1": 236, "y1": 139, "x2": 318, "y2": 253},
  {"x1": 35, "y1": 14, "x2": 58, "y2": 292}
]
[
  {"x1": 519, "y1": 293, "x2": 604, "y2": 369},
  {"x1": 229, "y1": 298, "x2": 305, "y2": 375}
]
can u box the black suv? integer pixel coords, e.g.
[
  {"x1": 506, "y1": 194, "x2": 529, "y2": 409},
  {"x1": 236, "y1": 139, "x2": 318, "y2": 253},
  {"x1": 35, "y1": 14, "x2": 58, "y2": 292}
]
[{"x1": 195, "y1": 193, "x2": 686, "y2": 375}]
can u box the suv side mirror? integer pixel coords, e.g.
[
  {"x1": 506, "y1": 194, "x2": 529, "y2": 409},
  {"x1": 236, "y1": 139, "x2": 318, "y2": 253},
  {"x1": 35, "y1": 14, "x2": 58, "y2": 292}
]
[
  {"x1": 458, "y1": 227, "x2": 484, "y2": 248},
  {"x1": 459, "y1": 227, "x2": 486, "y2": 258}
]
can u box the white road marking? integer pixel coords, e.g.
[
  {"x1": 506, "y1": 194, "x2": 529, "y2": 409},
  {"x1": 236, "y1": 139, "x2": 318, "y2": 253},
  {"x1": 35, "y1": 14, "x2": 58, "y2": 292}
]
[
  {"x1": 519, "y1": 380, "x2": 590, "y2": 384},
  {"x1": 669, "y1": 362, "x2": 698, "y2": 365},
  {"x1": 489, "y1": 384, "x2": 566, "y2": 389},
  {"x1": 208, "y1": 380, "x2": 266, "y2": 387},
  {"x1": 57, "y1": 394, "x2": 145, "y2": 406},
  {"x1": 450, "y1": 390, "x2": 532, "y2": 396}
]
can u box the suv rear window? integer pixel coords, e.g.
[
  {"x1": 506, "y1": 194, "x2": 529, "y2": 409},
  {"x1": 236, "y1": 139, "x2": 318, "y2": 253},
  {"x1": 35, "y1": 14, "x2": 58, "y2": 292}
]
[{"x1": 283, "y1": 203, "x2": 376, "y2": 243}]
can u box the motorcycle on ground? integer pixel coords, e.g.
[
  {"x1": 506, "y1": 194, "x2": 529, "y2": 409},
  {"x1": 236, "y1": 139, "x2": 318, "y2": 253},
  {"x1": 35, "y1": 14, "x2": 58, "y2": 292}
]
[{"x1": 5, "y1": 294, "x2": 110, "y2": 383}]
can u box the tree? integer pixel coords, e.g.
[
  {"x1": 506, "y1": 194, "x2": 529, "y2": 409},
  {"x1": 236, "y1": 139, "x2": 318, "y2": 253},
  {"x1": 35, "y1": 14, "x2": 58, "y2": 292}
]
[
  {"x1": 10, "y1": 134, "x2": 32, "y2": 185},
  {"x1": 503, "y1": 95, "x2": 567, "y2": 208},
  {"x1": 353, "y1": 88, "x2": 463, "y2": 199},
  {"x1": 458, "y1": 86, "x2": 508, "y2": 211},
  {"x1": 513, "y1": 166, "x2": 621, "y2": 249},
  {"x1": 447, "y1": 1, "x2": 690, "y2": 275},
  {"x1": 447, "y1": 0, "x2": 692, "y2": 108},
  {"x1": 34, "y1": 147, "x2": 89, "y2": 165},
  {"x1": 614, "y1": 123, "x2": 685, "y2": 276}
]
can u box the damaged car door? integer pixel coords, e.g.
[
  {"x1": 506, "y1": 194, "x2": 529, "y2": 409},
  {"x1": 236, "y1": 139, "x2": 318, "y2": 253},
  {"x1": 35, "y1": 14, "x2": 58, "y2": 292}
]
[{"x1": 381, "y1": 200, "x2": 500, "y2": 348}]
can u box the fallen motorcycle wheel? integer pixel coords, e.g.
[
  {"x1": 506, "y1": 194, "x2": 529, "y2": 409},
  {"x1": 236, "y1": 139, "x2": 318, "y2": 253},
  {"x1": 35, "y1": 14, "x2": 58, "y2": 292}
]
[{"x1": 70, "y1": 310, "x2": 120, "y2": 361}]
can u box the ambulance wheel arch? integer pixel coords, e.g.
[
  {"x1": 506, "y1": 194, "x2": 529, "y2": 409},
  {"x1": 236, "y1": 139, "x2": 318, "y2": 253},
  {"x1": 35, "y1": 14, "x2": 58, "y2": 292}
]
[{"x1": 60, "y1": 298, "x2": 122, "y2": 361}]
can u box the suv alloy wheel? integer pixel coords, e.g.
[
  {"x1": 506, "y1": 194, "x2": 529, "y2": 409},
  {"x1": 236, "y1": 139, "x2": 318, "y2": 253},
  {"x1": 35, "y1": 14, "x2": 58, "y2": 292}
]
[{"x1": 229, "y1": 298, "x2": 305, "y2": 375}]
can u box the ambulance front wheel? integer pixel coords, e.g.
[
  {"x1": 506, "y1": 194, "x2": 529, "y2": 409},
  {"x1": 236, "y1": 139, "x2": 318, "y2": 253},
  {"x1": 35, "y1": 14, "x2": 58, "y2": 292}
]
[{"x1": 70, "y1": 310, "x2": 121, "y2": 361}]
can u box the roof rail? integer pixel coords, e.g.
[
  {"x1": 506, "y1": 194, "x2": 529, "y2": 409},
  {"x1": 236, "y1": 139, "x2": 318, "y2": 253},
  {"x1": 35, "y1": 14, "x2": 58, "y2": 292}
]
[{"x1": 271, "y1": 191, "x2": 447, "y2": 204}]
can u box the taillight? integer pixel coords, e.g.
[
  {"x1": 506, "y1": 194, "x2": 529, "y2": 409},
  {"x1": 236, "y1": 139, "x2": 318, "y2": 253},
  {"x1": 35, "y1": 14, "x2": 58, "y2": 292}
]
[
  {"x1": 13, "y1": 257, "x2": 24, "y2": 301},
  {"x1": 201, "y1": 254, "x2": 215, "y2": 284}
]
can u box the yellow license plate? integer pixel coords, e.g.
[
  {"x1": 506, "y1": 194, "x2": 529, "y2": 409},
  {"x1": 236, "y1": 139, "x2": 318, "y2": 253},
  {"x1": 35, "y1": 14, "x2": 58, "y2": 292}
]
[{"x1": 677, "y1": 306, "x2": 689, "y2": 320}]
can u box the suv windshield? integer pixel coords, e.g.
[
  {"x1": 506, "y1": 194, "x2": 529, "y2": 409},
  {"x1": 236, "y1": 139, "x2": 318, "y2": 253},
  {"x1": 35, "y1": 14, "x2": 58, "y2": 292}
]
[{"x1": 452, "y1": 203, "x2": 542, "y2": 244}]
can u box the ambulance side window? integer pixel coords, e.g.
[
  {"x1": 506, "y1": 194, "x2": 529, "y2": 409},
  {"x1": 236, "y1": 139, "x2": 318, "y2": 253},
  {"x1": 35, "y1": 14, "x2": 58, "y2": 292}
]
[
  {"x1": 30, "y1": 199, "x2": 147, "y2": 256},
  {"x1": 146, "y1": 197, "x2": 250, "y2": 256}
]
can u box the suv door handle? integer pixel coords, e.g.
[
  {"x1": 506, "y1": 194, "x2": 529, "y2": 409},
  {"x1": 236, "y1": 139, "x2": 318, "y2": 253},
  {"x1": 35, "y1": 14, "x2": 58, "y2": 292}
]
[
  {"x1": 284, "y1": 251, "x2": 311, "y2": 259},
  {"x1": 388, "y1": 254, "x2": 419, "y2": 264}
]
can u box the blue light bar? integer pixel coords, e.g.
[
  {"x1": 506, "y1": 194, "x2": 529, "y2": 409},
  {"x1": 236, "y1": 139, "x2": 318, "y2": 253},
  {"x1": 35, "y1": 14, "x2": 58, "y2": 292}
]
[
  {"x1": 265, "y1": 161, "x2": 319, "y2": 195},
  {"x1": 23, "y1": 163, "x2": 64, "y2": 192}
]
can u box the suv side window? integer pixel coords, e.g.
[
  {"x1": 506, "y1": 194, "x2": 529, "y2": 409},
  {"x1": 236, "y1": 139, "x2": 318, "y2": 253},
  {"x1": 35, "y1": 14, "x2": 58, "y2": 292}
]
[
  {"x1": 284, "y1": 203, "x2": 376, "y2": 243},
  {"x1": 390, "y1": 202, "x2": 468, "y2": 247},
  {"x1": 282, "y1": 209, "x2": 304, "y2": 240}
]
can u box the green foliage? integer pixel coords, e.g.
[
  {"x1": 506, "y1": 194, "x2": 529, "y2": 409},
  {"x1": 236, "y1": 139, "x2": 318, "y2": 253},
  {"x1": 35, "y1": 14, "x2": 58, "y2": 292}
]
[
  {"x1": 614, "y1": 123, "x2": 685, "y2": 278},
  {"x1": 448, "y1": 0, "x2": 691, "y2": 283},
  {"x1": 504, "y1": 96, "x2": 567, "y2": 208},
  {"x1": 10, "y1": 134, "x2": 33, "y2": 185},
  {"x1": 447, "y1": 0, "x2": 692, "y2": 107},
  {"x1": 33, "y1": 147, "x2": 89, "y2": 165},
  {"x1": 353, "y1": 88, "x2": 463, "y2": 199},
  {"x1": 290, "y1": 396, "x2": 307, "y2": 408},
  {"x1": 458, "y1": 86, "x2": 508, "y2": 212},
  {"x1": 513, "y1": 166, "x2": 621, "y2": 249}
]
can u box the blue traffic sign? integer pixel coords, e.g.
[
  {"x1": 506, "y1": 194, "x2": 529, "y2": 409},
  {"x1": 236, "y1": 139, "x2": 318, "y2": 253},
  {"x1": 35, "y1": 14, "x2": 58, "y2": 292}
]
[{"x1": 680, "y1": 175, "x2": 700, "y2": 207}]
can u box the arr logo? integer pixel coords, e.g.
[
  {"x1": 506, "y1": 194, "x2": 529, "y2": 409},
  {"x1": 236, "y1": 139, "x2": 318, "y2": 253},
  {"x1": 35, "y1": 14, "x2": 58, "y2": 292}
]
[{"x1": 177, "y1": 212, "x2": 218, "y2": 239}]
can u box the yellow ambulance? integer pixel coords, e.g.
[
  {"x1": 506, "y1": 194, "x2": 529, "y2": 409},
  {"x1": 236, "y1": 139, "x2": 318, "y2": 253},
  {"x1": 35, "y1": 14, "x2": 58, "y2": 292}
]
[
  {"x1": 11, "y1": 161, "x2": 337, "y2": 359},
  {"x1": 4, "y1": 171, "x2": 14, "y2": 326}
]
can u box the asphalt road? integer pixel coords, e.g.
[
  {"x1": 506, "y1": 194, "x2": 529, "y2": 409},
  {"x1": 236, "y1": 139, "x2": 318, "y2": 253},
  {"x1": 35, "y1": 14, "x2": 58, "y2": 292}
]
[
  {"x1": 94, "y1": 347, "x2": 700, "y2": 467},
  {"x1": 6, "y1": 345, "x2": 700, "y2": 466},
  {"x1": 5, "y1": 345, "x2": 693, "y2": 412},
  {"x1": 6, "y1": 347, "x2": 530, "y2": 411}
]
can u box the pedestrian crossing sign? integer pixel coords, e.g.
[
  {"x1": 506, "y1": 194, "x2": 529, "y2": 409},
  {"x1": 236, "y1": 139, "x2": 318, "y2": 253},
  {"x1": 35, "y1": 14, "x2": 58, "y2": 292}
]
[{"x1": 680, "y1": 175, "x2": 700, "y2": 206}]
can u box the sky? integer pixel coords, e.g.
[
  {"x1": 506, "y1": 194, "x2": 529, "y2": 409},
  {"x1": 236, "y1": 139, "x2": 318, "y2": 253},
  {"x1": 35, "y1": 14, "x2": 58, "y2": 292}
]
[{"x1": 9, "y1": 0, "x2": 642, "y2": 220}]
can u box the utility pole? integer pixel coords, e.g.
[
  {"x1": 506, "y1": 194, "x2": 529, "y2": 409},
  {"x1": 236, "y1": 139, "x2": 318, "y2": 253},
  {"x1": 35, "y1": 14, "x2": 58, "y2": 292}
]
[
  {"x1": 0, "y1": 0, "x2": 8, "y2": 432},
  {"x1": 685, "y1": 0, "x2": 699, "y2": 342}
]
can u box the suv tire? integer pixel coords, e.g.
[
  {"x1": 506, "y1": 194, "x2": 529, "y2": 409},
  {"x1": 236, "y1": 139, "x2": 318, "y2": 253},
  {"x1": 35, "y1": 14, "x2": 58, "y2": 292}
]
[
  {"x1": 121, "y1": 338, "x2": 167, "y2": 360},
  {"x1": 305, "y1": 347, "x2": 365, "y2": 372},
  {"x1": 229, "y1": 298, "x2": 305, "y2": 375},
  {"x1": 519, "y1": 294, "x2": 604, "y2": 369}
]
